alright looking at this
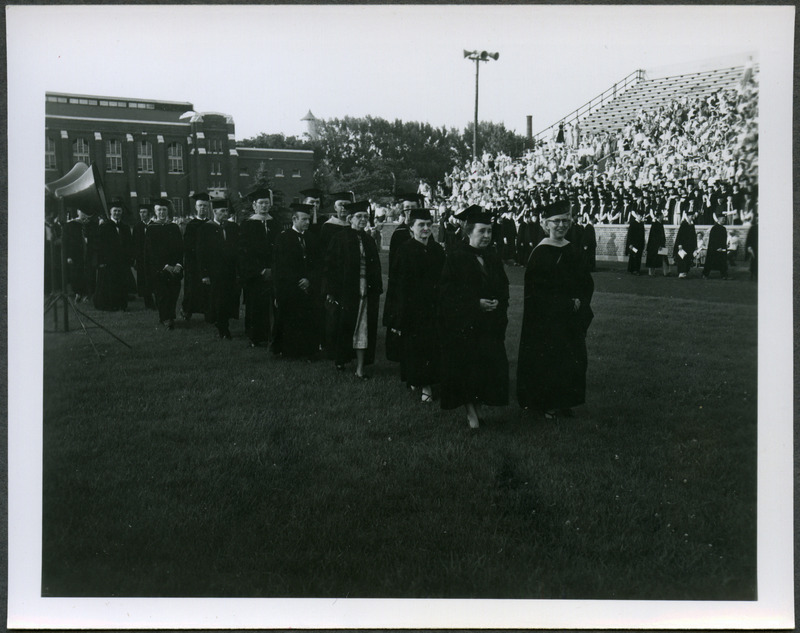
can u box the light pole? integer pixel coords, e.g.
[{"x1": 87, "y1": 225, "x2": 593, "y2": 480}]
[{"x1": 463, "y1": 49, "x2": 499, "y2": 163}]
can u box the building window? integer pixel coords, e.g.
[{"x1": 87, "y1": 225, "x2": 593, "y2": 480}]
[
  {"x1": 105, "y1": 139, "x2": 123, "y2": 172},
  {"x1": 167, "y1": 143, "x2": 184, "y2": 173},
  {"x1": 275, "y1": 168, "x2": 285, "y2": 177},
  {"x1": 72, "y1": 137, "x2": 90, "y2": 165},
  {"x1": 208, "y1": 138, "x2": 225, "y2": 154},
  {"x1": 239, "y1": 166, "x2": 249, "y2": 177},
  {"x1": 209, "y1": 160, "x2": 223, "y2": 176},
  {"x1": 137, "y1": 141, "x2": 154, "y2": 173},
  {"x1": 292, "y1": 169, "x2": 302, "y2": 178},
  {"x1": 45, "y1": 137, "x2": 57, "y2": 170}
]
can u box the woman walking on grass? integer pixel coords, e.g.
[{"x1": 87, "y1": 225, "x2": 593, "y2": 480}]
[
  {"x1": 517, "y1": 198, "x2": 594, "y2": 420},
  {"x1": 394, "y1": 208, "x2": 446, "y2": 403},
  {"x1": 439, "y1": 205, "x2": 509, "y2": 430},
  {"x1": 323, "y1": 201, "x2": 383, "y2": 380}
]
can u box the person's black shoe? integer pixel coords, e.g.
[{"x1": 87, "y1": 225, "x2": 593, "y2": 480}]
[{"x1": 166, "y1": 319, "x2": 175, "y2": 330}]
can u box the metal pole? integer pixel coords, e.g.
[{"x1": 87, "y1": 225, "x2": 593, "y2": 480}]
[
  {"x1": 473, "y1": 58, "x2": 479, "y2": 164},
  {"x1": 59, "y1": 198, "x2": 69, "y2": 332}
]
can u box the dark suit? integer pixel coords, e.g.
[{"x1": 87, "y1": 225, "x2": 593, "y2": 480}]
[
  {"x1": 197, "y1": 220, "x2": 240, "y2": 335},
  {"x1": 272, "y1": 228, "x2": 320, "y2": 358},
  {"x1": 144, "y1": 221, "x2": 184, "y2": 323},
  {"x1": 238, "y1": 216, "x2": 274, "y2": 346},
  {"x1": 182, "y1": 217, "x2": 210, "y2": 319},
  {"x1": 93, "y1": 220, "x2": 133, "y2": 311},
  {"x1": 133, "y1": 220, "x2": 155, "y2": 307}
]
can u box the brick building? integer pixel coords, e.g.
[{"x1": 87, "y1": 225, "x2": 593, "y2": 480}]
[{"x1": 45, "y1": 92, "x2": 315, "y2": 220}]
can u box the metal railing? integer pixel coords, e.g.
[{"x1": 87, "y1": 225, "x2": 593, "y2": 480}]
[{"x1": 533, "y1": 69, "x2": 645, "y2": 142}]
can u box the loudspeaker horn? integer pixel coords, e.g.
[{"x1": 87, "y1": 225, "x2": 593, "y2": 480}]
[
  {"x1": 54, "y1": 162, "x2": 109, "y2": 217},
  {"x1": 45, "y1": 162, "x2": 89, "y2": 196},
  {"x1": 463, "y1": 49, "x2": 474, "y2": 58}
]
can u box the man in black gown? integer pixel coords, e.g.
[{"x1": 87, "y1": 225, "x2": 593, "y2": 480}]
[
  {"x1": 272, "y1": 204, "x2": 320, "y2": 358},
  {"x1": 625, "y1": 208, "x2": 645, "y2": 275},
  {"x1": 197, "y1": 199, "x2": 240, "y2": 339},
  {"x1": 703, "y1": 211, "x2": 729, "y2": 279},
  {"x1": 94, "y1": 197, "x2": 133, "y2": 311},
  {"x1": 238, "y1": 188, "x2": 275, "y2": 347},
  {"x1": 133, "y1": 204, "x2": 155, "y2": 308},
  {"x1": 145, "y1": 199, "x2": 184, "y2": 329},
  {"x1": 383, "y1": 193, "x2": 423, "y2": 362},
  {"x1": 673, "y1": 211, "x2": 698, "y2": 279},
  {"x1": 181, "y1": 192, "x2": 211, "y2": 322}
]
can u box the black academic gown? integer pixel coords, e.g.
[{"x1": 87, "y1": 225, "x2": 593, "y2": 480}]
[
  {"x1": 182, "y1": 217, "x2": 210, "y2": 318},
  {"x1": 395, "y1": 238, "x2": 446, "y2": 387},
  {"x1": 439, "y1": 245, "x2": 509, "y2": 410},
  {"x1": 94, "y1": 220, "x2": 132, "y2": 311},
  {"x1": 383, "y1": 222, "x2": 413, "y2": 361},
  {"x1": 323, "y1": 228, "x2": 383, "y2": 367},
  {"x1": 645, "y1": 220, "x2": 666, "y2": 268},
  {"x1": 625, "y1": 218, "x2": 645, "y2": 273},
  {"x1": 197, "y1": 220, "x2": 240, "y2": 331},
  {"x1": 673, "y1": 220, "x2": 697, "y2": 274},
  {"x1": 144, "y1": 221, "x2": 184, "y2": 322},
  {"x1": 272, "y1": 228, "x2": 320, "y2": 358},
  {"x1": 703, "y1": 222, "x2": 728, "y2": 278},
  {"x1": 745, "y1": 223, "x2": 758, "y2": 279},
  {"x1": 238, "y1": 215, "x2": 274, "y2": 346},
  {"x1": 581, "y1": 223, "x2": 597, "y2": 272},
  {"x1": 517, "y1": 241, "x2": 594, "y2": 411}
]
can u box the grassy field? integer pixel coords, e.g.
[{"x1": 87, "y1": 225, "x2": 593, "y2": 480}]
[{"x1": 41, "y1": 256, "x2": 757, "y2": 600}]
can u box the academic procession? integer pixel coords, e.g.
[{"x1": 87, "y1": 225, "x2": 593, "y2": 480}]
[{"x1": 40, "y1": 53, "x2": 759, "y2": 601}]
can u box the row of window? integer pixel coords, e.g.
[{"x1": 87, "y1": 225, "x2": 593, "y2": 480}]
[
  {"x1": 46, "y1": 137, "x2": 184, "y2": 174},
  {"x1": 46, "y1": 138, "x2": 305, "y2": 180},
  {"x1": 47, "y1": 96, "x2": 156, "y2": 109}
]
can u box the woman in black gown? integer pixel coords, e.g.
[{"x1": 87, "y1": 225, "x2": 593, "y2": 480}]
[
  {"x1": 394, "y1": 208, "x2": 446, "y2": 403},
  {"x1": 440, "y1": 205, "x2": 509, "y2": 429},
  {"x1": 517, "y1": 198, "x2": 594, "y2": 419}
]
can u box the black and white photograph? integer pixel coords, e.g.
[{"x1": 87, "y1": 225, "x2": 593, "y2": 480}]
[{"x1": 7, "y1": 3, "x2": 795, "y2": 629}]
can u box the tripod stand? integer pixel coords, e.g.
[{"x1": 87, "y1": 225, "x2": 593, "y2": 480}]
[{"x1": 45, "y1": 194, "x2": 131, "y2": 358}]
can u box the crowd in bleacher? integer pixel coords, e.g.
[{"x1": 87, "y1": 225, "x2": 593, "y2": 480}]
[{"x1": 438, "y1": 69, "x2": 759, "y2": 228}]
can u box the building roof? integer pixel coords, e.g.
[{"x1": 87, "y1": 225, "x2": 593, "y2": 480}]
[{"x1": 300, "y1": 110, "x2": 317, "y2": 121}]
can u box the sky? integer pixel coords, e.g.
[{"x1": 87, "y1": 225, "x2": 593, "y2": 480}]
[{"x1": 9, "y1": 4, "x2": 771, "y2": 141}]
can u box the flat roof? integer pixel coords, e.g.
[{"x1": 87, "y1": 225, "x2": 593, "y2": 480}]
[{"x1": 46, "y1": 91, "x2": 193, "y2": 109}]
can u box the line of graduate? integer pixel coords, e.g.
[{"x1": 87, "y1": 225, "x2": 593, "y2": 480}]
[{"x1": 52, "y1": 186, "x2": 595, "y2": 429}]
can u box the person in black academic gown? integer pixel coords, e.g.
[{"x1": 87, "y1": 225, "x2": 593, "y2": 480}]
[
  {"x1": 579, "y1": 213, "x2": 597, "y2": 272},
  {"x1": 645, "y1": 209, "x2": 669, "y2": 277},
  {"x1": 745, "y1": 219, "x2": 758, "y2": 281},
  {"x1": 197, "y1": 200, "x2": 240, "y2": 339},
  {"x1": 703, "y1": 211, "x2": 729, "y2": 279},
  {"x1": 322, "y1": 201, "x2": 383, "y2": 379},
  {"x1": 133, "y1": 204, "x2": 155, "y2": 308},
  {"x1": 383, "y1": 192, "x2": 421, "y2": 362},
  {"x1": 517, "y1": 198, "x2": 594, "y2": 419},
  {"x1": 181, "y1": 192, "x2": 211, "y2": 322},
  {"x1": 673, "y1": 211, "x2": 698, "y2": 279},
  {"x1": 144, "y1": 199, "x2": 184, "y2": 329},
  {"x1": 94, "y1": 198, "x2": 133, "y2": 311},
  {"x1": 439, "y1": 205, "x2": 509, "y2": 430},
  {"x1": 625, "y1": 208, "x2": 645, "y2": 275},
  {"x1": 272, "y1": 204, "x2": 320, "y2": 358},
  {"x1": 238, "y1": 188, "x2": 276, "y2": 347},
  {"x1": 394, "y1": 208, "x2": 446, "y2": 403}
]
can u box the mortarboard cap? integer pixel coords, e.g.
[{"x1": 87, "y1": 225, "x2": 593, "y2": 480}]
[
  {"x1": 299, "y1": 188, "x2": 324, "y2": 200},
  {"x1": 541, "y1": 198, "x2": 571, "y2": 219},
  {"x1": 395, "y1": 192, "x2": 424, "y2": 205},
  {"x1": 153, "y1": 198, "x2": 172, "y2": 207},
  {"x1": 290, "y1": 202, "x2": 314, "y2": 213},
  {"x1": 331, "y1": 191, "x2": 355, "y2": 203},
  {"x1": 108, "y1": 197, "x2": 126, "y2": 209},
  {"x1": 247, "y1": 188, "x2": 273, "y2": 203},
  {"x1": 346, "y1": 200, "x2": 370, "y2": 214},
  {"x1": 457, "y1": 204, "x2": 492, "y2": 224},
  {"x1": 408, "y1": 208, "x2": 433, "y2": 222},
  {"x1": 191, "y1": 192, "x2": 210, "y2": 202},
  {"x1": 212, "y1": 199, "x2": 230, "y2": 210}
]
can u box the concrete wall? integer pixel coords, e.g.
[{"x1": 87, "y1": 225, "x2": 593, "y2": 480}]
[{"x1": 376, "y1": 222, "x2": 752, "y2": 262}]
